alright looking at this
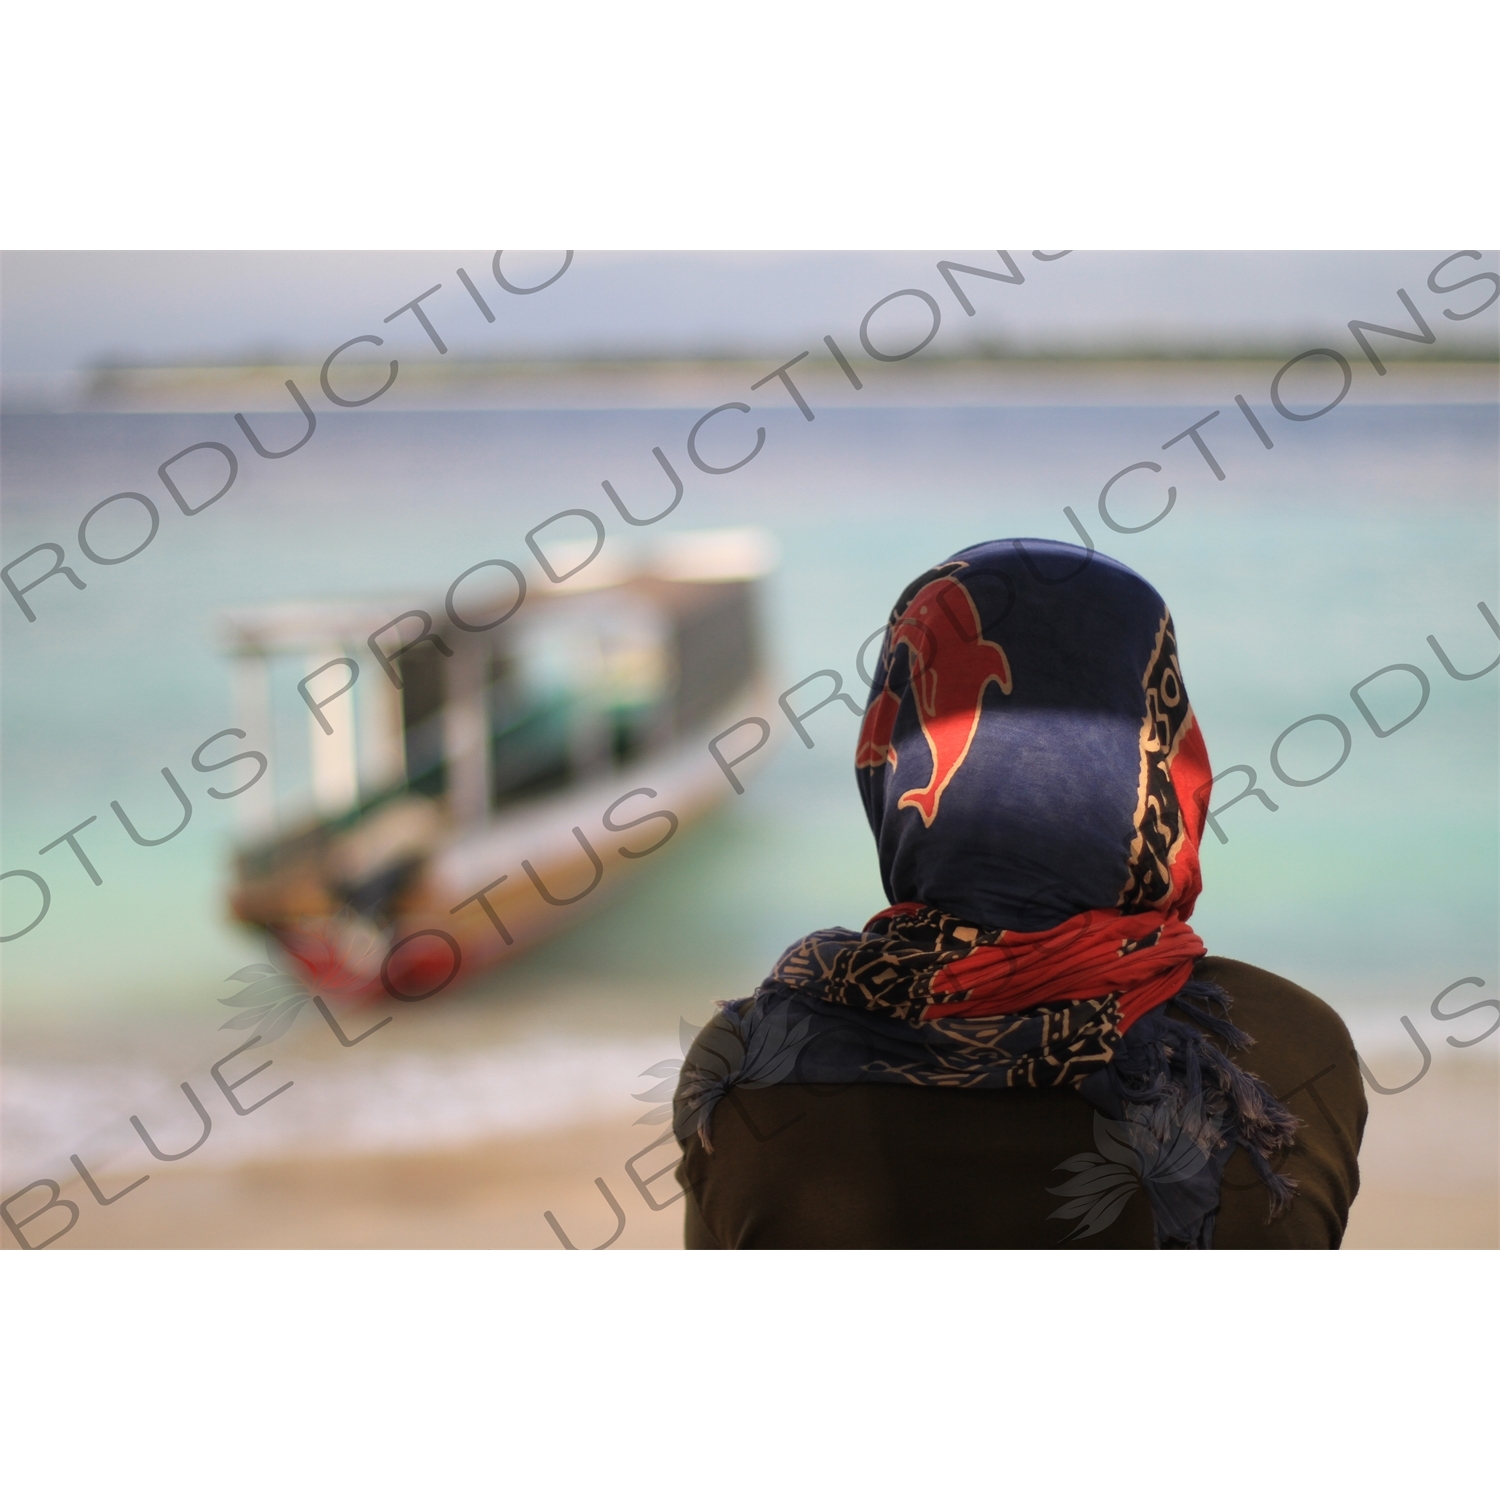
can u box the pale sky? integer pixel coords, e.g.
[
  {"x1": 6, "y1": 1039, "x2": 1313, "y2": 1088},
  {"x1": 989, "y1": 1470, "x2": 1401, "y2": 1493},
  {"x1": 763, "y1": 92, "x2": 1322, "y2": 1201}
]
[{"x1": 3, "y1": 249, "x2": 1496, "y2": 374}]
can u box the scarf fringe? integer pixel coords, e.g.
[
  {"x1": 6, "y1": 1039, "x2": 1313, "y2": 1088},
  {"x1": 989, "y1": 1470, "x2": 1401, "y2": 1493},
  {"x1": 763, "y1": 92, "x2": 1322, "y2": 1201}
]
[{"x1": 1109, "y1": 979, "x2": 1300, "y2": 1221}]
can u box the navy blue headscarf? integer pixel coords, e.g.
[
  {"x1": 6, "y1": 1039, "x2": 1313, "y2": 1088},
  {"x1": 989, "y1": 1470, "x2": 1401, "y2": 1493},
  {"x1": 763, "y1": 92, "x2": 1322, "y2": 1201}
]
[{"x1": 855, "y1": 537, "x2": 1209, "y2": 936}]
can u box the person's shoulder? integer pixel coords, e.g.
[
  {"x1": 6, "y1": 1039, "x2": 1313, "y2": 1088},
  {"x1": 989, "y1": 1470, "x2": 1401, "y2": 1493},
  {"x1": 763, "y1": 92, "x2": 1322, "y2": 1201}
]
[{"x1": 1194, "y1": 955, "x2": 1355, "y2": 1051}]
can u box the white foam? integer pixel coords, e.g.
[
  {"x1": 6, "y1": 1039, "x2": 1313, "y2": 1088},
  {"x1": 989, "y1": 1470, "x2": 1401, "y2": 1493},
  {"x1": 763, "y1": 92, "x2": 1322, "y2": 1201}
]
[{"x1": 1, "y1": 1032, "x2": 684, "y2": 1190}]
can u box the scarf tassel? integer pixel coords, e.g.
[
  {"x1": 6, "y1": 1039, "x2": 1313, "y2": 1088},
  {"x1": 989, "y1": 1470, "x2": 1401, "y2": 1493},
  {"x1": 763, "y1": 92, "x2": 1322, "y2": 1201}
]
[{"x1": 1106, "y1": 980, "x2": 1300, "y2": 1222}]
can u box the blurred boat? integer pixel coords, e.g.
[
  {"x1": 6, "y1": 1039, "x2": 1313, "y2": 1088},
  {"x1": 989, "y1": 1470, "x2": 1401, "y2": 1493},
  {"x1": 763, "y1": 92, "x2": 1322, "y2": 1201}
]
[{"x1": 221, "y1": 528, "x2": 776, "y2": 1000}]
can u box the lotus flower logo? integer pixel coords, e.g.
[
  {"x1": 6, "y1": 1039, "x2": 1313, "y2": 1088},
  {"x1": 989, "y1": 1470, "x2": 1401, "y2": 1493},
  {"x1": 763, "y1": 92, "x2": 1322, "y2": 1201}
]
[
  {"x1": 217, "y1": 956, "x2": 311, "y2": 1045},
  {"x1": 664, "y1": 1000, "x2": 813, "y2": 1148},
  {"x1": 632, "y1": 1016, "x2": 707, "y2": 1127},
  {"x1": 1047, "y1": 1111, "x2": 1216, "y2": 1241},
  {"x1": 216, "y1": 914, "x2": 385, "y2": 1046}
]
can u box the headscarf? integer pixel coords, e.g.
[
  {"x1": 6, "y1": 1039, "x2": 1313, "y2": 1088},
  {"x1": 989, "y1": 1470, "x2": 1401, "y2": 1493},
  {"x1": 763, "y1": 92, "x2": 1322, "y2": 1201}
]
[{"x1": 675, "y1": 539, "x2": 1298, "y2": 1248}]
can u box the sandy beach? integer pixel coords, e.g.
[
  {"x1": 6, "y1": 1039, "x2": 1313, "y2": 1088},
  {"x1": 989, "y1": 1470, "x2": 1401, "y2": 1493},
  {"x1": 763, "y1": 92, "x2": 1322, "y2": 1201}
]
[
  {"x1": 1340, "y1": 1051, "x2": 1498, "y2": 1249},
  {"x1": 16, "y1": 1049, "x2": 1492, "y2": 1252},
  {"x1": 28, "y1": 1110, "x2": 686, "y2": 1250}
]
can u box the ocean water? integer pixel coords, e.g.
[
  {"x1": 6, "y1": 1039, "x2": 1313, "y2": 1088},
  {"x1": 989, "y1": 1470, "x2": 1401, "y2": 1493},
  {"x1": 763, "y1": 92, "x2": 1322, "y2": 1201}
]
[{"x1": 2, "y1": 388, "x2": 1497, "y2": 1184}]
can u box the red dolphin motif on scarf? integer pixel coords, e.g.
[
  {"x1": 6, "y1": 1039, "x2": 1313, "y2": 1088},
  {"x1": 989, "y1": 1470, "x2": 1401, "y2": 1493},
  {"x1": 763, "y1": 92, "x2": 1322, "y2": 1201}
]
[{"x1": 855, "y1": 573, "x2": 1012, "y2": 827}]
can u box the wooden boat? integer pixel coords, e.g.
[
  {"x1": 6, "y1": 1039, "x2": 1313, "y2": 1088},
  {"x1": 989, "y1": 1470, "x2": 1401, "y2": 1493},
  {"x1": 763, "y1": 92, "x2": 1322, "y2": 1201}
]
[{"x1": 222, "y1": 528, "x2": 776, "y2": 1000}]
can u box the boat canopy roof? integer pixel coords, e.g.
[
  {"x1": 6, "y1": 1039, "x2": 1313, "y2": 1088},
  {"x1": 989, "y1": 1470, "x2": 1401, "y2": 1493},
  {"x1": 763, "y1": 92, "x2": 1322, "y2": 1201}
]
[{"x1": 220, "y1": 527, "x2": 777, "y2": 654}]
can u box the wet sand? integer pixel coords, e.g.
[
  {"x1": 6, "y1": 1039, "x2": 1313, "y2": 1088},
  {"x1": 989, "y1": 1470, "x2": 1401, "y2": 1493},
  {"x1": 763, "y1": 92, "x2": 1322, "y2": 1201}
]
[{"x1": 18, "y1": 1051, "x2": 1492, "y2": 1251}]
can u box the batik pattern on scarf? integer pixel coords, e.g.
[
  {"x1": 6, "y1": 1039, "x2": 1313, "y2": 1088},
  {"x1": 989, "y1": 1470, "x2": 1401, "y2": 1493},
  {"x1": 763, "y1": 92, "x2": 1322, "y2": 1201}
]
[
  {"x1": 1119, "y1": 612, "x2": 1206, "y2": 915},
  {"x1": 768, "y1": 905, "x2": 1122, "y2": 1086}
]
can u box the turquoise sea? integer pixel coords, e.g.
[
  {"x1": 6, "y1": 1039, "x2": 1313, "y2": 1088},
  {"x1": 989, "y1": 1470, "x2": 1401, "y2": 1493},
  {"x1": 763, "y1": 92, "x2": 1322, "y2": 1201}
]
[{"x1": 2, "y1": 385, "x2": 1496, "y2": 1181}]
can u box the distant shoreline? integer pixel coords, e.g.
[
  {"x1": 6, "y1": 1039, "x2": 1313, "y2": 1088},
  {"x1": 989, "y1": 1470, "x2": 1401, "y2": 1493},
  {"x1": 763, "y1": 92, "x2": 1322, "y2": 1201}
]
[{"x1": 6, "y1": 354, "x2": 1497, "y2": 415}]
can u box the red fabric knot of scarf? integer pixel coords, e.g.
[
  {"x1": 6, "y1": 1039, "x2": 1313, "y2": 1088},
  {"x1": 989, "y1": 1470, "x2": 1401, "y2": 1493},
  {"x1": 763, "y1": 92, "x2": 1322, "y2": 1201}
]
[{"x1": 923, "y1": 907, "x2": 1207, "y2": 1032}]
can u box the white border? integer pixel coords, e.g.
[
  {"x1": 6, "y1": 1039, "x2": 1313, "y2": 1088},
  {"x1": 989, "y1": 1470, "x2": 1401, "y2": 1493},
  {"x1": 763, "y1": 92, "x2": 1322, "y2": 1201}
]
[
  {"x1": 2, "y1": 1252, "x2": 1495, "y2": 1493},
  {"x1": 2, "y1": 3, "x2": 1497, "y2": 248}
]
